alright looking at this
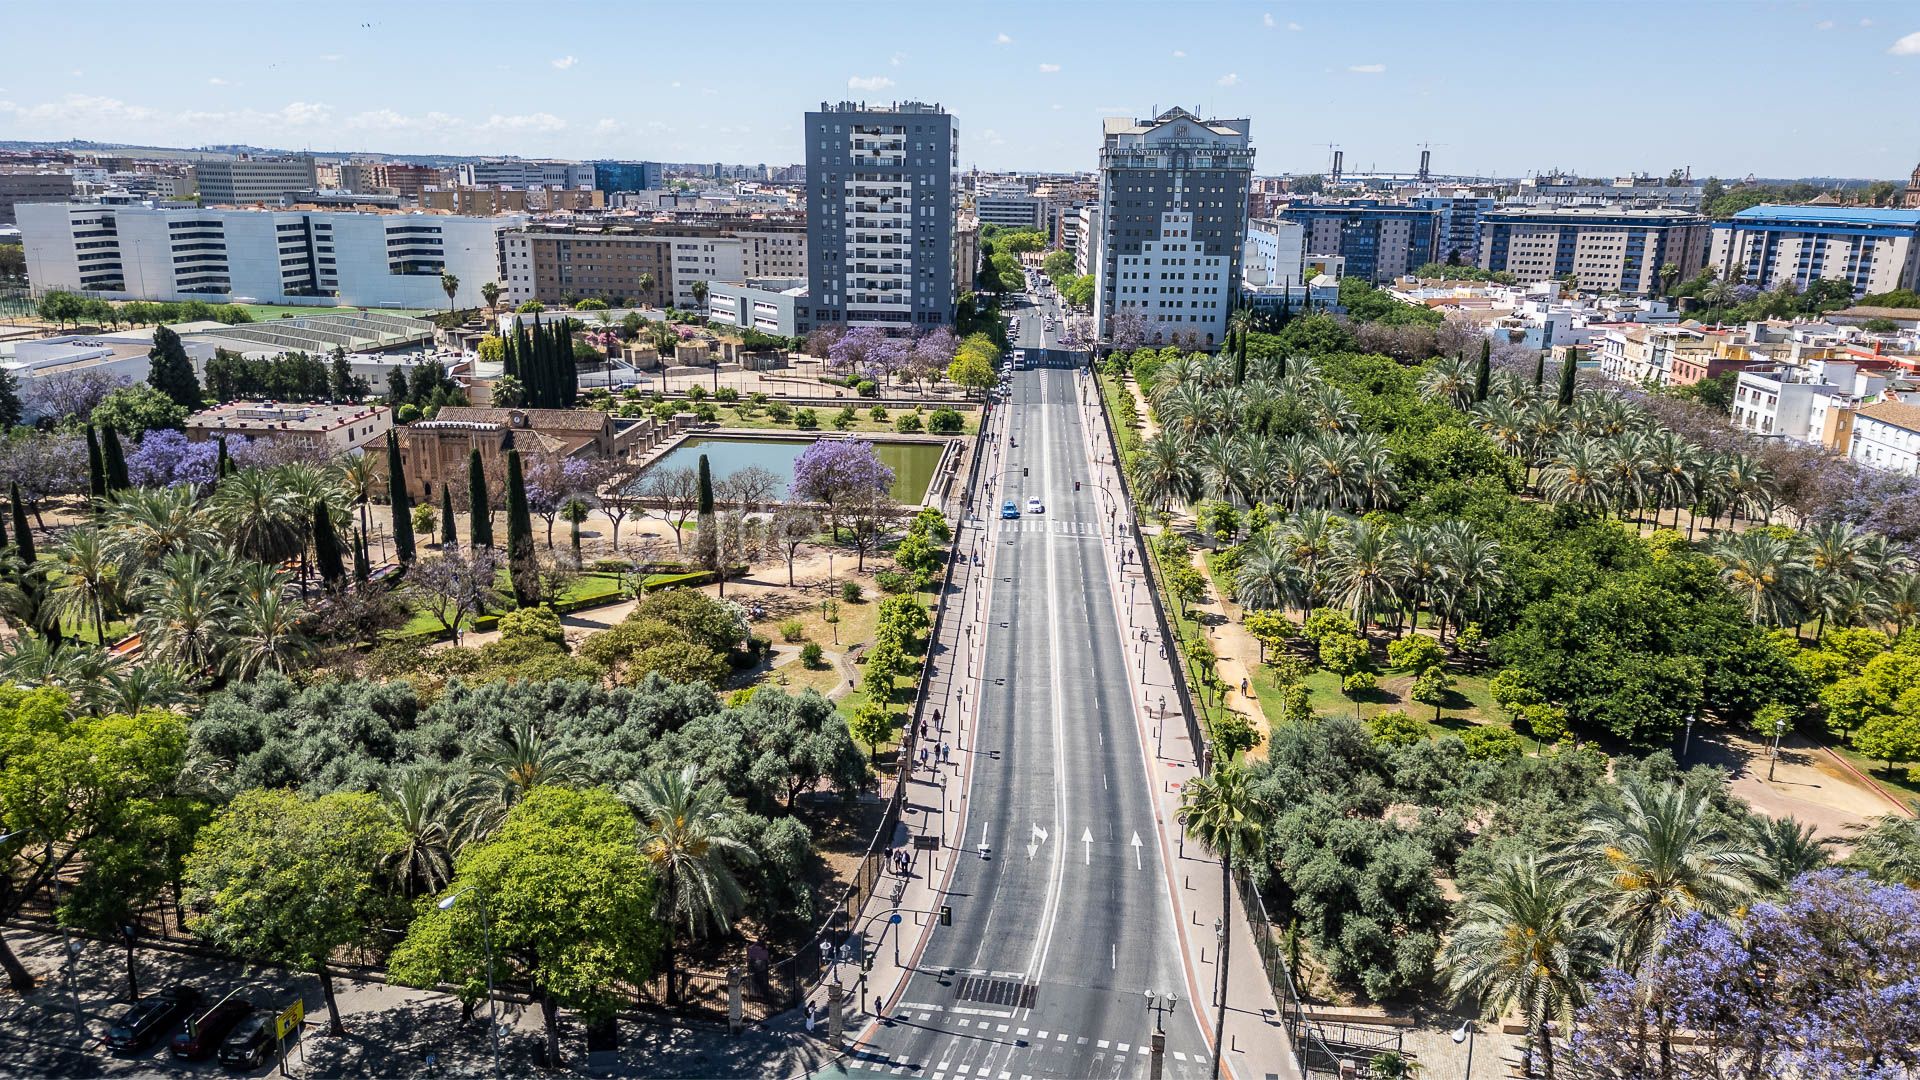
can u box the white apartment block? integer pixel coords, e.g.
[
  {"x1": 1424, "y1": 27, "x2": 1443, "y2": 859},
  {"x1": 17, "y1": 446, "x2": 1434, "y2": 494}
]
[
  {"x1": 1849, "y1": 399, "x2": 1920, "y2": 475},
  {"x1": 1243, "y1": 218, "x2": 1306, "y2": 289},
  {"x1": 19, "y1": 202, "x2": 512, "y2": 309},
  {"x1": 1709, "y1": 206, "x2": 1920, "y2": 298},
  {"x1": 974, "y1": 181, "x2": 1044, "y2": 230},
  {"x1": 1073, "y1": 204, "x2": 1101, "y2": 277}
]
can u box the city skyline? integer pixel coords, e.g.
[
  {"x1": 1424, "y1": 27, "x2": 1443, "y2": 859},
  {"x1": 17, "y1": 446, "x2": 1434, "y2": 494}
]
[{"x1": 4, "y1": 0, "x2": 1919, "y2": 178}]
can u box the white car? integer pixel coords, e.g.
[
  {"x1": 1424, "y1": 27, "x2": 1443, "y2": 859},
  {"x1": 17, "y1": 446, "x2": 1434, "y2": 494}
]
[{"x1": 1025, "y1": 497, "x2": 1045, "y2": 515}]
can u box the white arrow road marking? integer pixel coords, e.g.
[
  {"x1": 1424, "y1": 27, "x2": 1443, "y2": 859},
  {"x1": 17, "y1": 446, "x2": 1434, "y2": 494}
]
[
  {"x1": 1130, "y1": 831, "x2": 1143, "y2": 870},
  {"x1": 1028, "y1": 823, "x2": 1048, "y2": 861},
  {"x1": 1081, "y1": 827, "x2": 1094, "y2": 865}
]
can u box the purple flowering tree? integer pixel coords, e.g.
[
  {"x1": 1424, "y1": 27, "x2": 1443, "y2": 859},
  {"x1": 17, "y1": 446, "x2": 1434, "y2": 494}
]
[
  {"x1": 863, "y1": 334, "x2": 911, "y2": 384},
  {"x1": 1563, "y1": 869, "x2": 1920, "y2": 1080},
  {"x1": 907, "y1": 328, "x2": 959, "y2": 390},
  {"x1": 22, "y1": 369, "x2": 127, "y2": 425},
  {"x1": 0, "y1": 432, "x2": 88, "y2": 523},
  {"x1": 1106, "y1": 308, "x2": 1150, "y2": 353},
  {"x1": 126, "y1": 429, "x2": 224, "y2": 489},
  {"x1": 827, "y1": 326, "x2": 886, "y2": 377},
  {"x1": 791, "y1": 438, "x2": 894, "y2": 540}
]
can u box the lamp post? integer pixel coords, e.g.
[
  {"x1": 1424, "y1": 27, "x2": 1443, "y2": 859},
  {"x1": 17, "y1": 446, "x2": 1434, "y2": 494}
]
[
  {"x1": 1144, "y1": 989, "x2": 1177, "y2": 1080},
  {"x1": 439, "y1": 887, "x2": 501, "y2": 1077},
  {"x1": 1768, "y1": 714, "x2": 1787, "y2": 782},
  {"x1": 1681, "y1": 711, "x2": 1696, "y2": 761},
  {"x1": 1452, "y1": 1020, "x2": 1476, "y2": 1079}
]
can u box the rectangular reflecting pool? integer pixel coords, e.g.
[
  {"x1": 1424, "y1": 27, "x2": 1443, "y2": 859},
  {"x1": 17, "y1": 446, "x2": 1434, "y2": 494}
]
[{"x1": 637, "y1": 435, "x2": 948, "y2": 504}]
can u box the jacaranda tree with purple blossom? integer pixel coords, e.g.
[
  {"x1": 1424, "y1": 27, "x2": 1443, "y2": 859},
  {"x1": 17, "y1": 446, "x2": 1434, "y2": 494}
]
[
  {"x1": 126, "y1": 429, "x2": 225, "y2": 490},
  {"x1": 1563, "y1": 869, "x2": 1920, "y2": 1080},
  {"x1": 791, "y1": 438, "x2": 893, "y2": 541}
]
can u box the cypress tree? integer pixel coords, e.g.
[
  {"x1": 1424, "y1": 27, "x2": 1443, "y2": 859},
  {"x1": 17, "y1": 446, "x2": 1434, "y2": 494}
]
[
  {"x1": 697, "y1": 453, "x2": 714, "y2": 517},
  {"x1": 468, "y1": 449, "x2": 494, "y2": 550},
  {"x1": 352, "y1": 530, "x2": 370, "y2": 583},
  {"x1": 313, "y1": 500, "x2": 344, "y2": 587},
  {"x1": 215, "y1": 436, "x2": 232, "y2": 481},
  {"x1": 561, "y1": 319, "x2": 579, "y2": 407},
  {"x1": 85, "y1": 425, "x2": 107, "y2": 501},
  {"x1": 147, "y1": 325, "x2": 204, "y2": 410},
  {"x1": 100, "y1": 427, "x2": 130, "y2": 492},
  {"x1": 386, "y1": 430, "x2": 415, "y2": 565},
  {"x1": 1278, "y1": 352, "x2": 1288, "y2": 380},
  {"x1": 440, "y1": 484, "x2": 458, "y2": 548},
  {"x1": 1473, "y1": 339, "x2": 1491, "y2": 404},
  {"x1": 505, "y1": 448, "x2": 535, "y2": 606},
  {"x1": 1232, "y1": 332, "x2": 1247, "y2": 386},
  {"x1": 1533, "y1": 350, "x2": 1547, "y2": 389},
  {"x1": 11, "y1": 483, "x2": 34, "y2": 566},
  {"x1": 502, "y1": 322, "x2": 520, "y2": 381},
  {"x1": 1556, "y1": 349, "x2": 1578, "y2": 409}
]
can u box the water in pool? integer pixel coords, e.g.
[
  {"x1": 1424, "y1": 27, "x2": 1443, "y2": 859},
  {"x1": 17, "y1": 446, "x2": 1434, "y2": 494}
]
[{"x1": 638, "y1": 436, "x2": 945, "y2": 503}]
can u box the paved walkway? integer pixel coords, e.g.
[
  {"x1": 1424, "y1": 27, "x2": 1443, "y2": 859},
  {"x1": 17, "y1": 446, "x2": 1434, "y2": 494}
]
[{"x1": 1181, "y1": 549, "x2": 1275, "y2": 759}]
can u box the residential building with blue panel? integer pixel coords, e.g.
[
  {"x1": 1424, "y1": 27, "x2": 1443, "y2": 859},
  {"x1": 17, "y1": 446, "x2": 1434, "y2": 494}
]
[
  {"x1": 1276, "y1": 200, "x2": 1440, "y2": 284},
  {"x1": 1708, "y1": 205, "x2": 1920, "y2": 298},
  {"x1": 1413, "y1": 191, "x2": 1494, "y2": 268},
  {"x1": 1478, "y1": 207, "x2": 1707, "y2": 295},
  {"x1": 592, "y1": 161, "x2": 664, "y2": 194}
]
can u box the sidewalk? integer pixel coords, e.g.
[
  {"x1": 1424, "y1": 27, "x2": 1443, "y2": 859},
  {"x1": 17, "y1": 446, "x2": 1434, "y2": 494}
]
[{"x1": 1073, "y1": 372, "x2": 1301, "y2": 1080}]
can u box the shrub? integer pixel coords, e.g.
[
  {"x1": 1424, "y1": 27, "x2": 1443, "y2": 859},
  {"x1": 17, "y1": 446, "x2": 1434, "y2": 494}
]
[
  {"x1": 794, "y1": 408, "x2": 819, "y2": 430},
  {"x1": 834, "y1": 405, "x2": 857, "y2": 430},
  {"x1": 693, "y1": 402, "x2": 718, "y2": 423},
  {"x1": 497, "y1": 607, "x2": 566, "y2": 647},
  {"x1": 1365, "y1": 709, "x2": 1427, "y2": 746},
  {"x1": 715, "y1": 386, "x2": 739, "y2": 403},
  {"x1": 894, "y1": 412, "x2": 923, "y2": 434},
  {"x1": 869, "y1": 405, "x2": 889, "y2": 422},
  {"x1": 840, "y1": 580, "x2": 864, "y2": 603},
  {"x1": 411, "y1": 504, "x2": 437, "y2": 535},
  {"x1": 778, "y1": 619, "x2": 806, "y2": 643},
  {"x1": 799, "y1": 641, "x2": 824, "y2": 668},
  {"x1": 855, "y1": 379, "x2": 878, "y2": 398},
  {"x1": 1459, "y1": 724, "x2": 1527, "y2": 760},
  {"x1": 686, "y1": 384, "x2": 707, "y2": 402},
  {"x1": 768, "y1": 402, "x2": 792, "y2": 422},
  {"x1": 397, "y1": 402, "x2": 421, "y2": 424},
  {"x1": 1386, "y1": 635, "x2": 1446, "y2": 674},
  {"x1": 875, "y1": 570, "x2": 910, "y2": 594},
  {"x1": 927, "y1": 408, "x2": 964, "y2": 434}
]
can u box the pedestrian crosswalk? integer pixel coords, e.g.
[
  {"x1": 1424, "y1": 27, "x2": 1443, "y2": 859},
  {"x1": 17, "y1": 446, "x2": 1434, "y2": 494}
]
[
  {"x1": 843, "y1": 1007, "x2": 1206, "y2": 1080},
  {"x1": 992, "y1": 518, "x2": 1104, "y2": 537}
]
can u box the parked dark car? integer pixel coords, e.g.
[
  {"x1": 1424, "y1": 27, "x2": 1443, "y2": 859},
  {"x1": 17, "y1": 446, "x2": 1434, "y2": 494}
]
[
  {"x1": 171, "y1": 997, "x2": 255, "y2": 1060},
  {"x1": 218, "y1": 1011, "x2": 278, "y2": 1071},
  {"x1": 104, "y1": 985, "x2": 202, "y2": 1054}
]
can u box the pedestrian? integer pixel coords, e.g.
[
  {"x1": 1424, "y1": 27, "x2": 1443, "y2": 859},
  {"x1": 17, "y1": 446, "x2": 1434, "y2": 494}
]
[
  {"x1": 932, "y1": 708, "x2": 942, "y2": 727},
  {"x1": 918, "y1": 747, "x2": 928, "y2": 770},
  {"x1": 1241, "y1": 677, "x2": 1249, "y2": 696},
  {"x1": 942, "y1": 741, "x2": 951, "y2": 763}
]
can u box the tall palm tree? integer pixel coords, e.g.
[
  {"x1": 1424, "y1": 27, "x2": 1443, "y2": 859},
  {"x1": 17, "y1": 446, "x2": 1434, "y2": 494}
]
[
  {"x1": 624, "y1": 764, "x2": 758, "y2": 1006},
  {"x1": 1233, "y1": 535, "x2": 1299, "y2": 614},
  {"x1": 1327, "y1": 518, "x2": 1403, "y2": 628},
  {"x1": 1194, "y1": 432, "x2": 1242, "y2": 505},
  {"x1": 1569, "y1": 775, "x2": 1765, "y2": 970},
  {"x1": 461, "y1": 717, "x2": 583, "y2": 843},
  {"x1": 1642, "y1": 430, "x2": 1699, "y2": 530},
  {"x1": 0, "y1": 636, "x2": 121, "y2": 713},
  {"x1": 1418, "y1": 355, "x2": 1476, "y2": 410},
  {"x1": 479, "y1": 281, "x2": 503, "y2": 315},
  {"x1": 1711, "y1": 530, "x2": 1810, "y2": 627},
  {"x1": 101, "y1": 485, "x2": 209, "y2": 577},
  {"x1": 335, "y1": 452, "x2": 382, "y2": 548},
  {"x1": 1444, "y1": 854, "x2": 1611, "y2": 1080},
  {"x1": 1306, "y1": 434, "x2": 1361, "y2": 511},
  {"x1": 1539, "y1": 437, "x2": 1615, "y2": 512},
  {"x1": 1599, "y1": 430, "x2": 1653, "y2": 521},
  {"x1": 1307, "y1": 383, "x2": 1357, "y2": 434},
  {"x1": 1803, "y1": 521, "x2": 1883, "y2": 636},
  {"x1": 1177, "y1": 762, "x2": 1265, "y2": 1080},
  {"x1": 224, "y1": 585, "x2": 312, "y2": 679},
  {"x1": 637, "y1": 272, "x2": 656, "y2": 307},
  {"x1": 1279, "y1": 510, "x2": 1339, "y2": 610},
  {"x1": 48, "y1": 527, "x2": 117, "y2": 643},
  {"x1": 1431, "y1": 520, "x2": 1504, "y2": 641},
  {"x1": 1746, "y1": 815, "x2": 1832, "y2": 895},
  {"x1": 1471, "y1": 399, "x2": 1529, "y2": 459},
  {"x1": 1156, "y1": 381, "x2": 1215, "y2": 437},
  {"x1": 133, "y1": 549, "x2": 238, "y2": 676},
  {"x1": 1131, "y1": 431, "x2": 1196, "y2": 511},
  {"x1": 440, "y1": 271, "x2": 461, "y2": 317},
  {"x1": 207, "y1": 468, "x2": 303, "y2": 568},
  {"x1": 1268, "y1": 441, "x2": 1314, "y2": 512},
  {"x1": 381, "y1": 767, "x2": 461, "y2": 897},
  {"x1": 99, "y1": 663, "x2": 191, "y2": 715},
  {"x1": 1882, "y1": 572, "x2": 1920, "y2": 632}
]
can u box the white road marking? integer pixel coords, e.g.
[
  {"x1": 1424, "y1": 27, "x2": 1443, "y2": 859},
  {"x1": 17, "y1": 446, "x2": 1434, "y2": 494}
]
[
  {"x1": 1027, "y1": 370, "x2": 1071, "y2": 994},
  {"x1": 1131, "y1": 831, "x2": 1143, "y2": 870},
  {"x1": 1081, "y1": 826, "x2": 1093, "y2": 865}
]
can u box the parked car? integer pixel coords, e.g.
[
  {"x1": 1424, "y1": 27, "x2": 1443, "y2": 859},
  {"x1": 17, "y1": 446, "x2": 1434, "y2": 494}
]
[
  {"x1": 104, "y1": 985, "x2": 202, "y2": 1054},
  {"x1": 218, "y1": 1012, "x2": 279, "y2": 1071},
  {"x1": 171, "y1": 997, "x2": 255, "y2": 1060}
]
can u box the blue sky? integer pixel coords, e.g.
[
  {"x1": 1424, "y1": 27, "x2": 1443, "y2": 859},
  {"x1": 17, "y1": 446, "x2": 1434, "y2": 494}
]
[{"x1": 3, "y1": 1, "x2": 1918, "y2": 179}]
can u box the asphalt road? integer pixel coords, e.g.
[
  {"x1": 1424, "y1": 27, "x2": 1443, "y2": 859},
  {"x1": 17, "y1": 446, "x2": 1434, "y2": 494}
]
[
  {"x1": 849, "y1": 366, "x2": 1211, "y2": 1079},
  {"x1": 1007, "y1": 286, "x2": 1063, "y2": 354}
]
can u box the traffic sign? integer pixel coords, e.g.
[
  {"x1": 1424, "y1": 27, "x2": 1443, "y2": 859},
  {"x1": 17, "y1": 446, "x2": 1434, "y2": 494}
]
[{"x1": 275, "y1": 1000, "x2": 304, "y2": 1040}]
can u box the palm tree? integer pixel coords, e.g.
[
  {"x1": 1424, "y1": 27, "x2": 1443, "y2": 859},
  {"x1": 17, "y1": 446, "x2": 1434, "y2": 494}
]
[
  {"x1": 1471, "y1": 399, "x2": 1529, "y2": 459},
  {"x1": 637, "y1": 272, "x2": 656, "y2": 307},
  {"x1": 1711, "y1": 530, "x2": 1810, "y2": 627},
  {"x1": 0, "y1": 636, "x2": 121, "y2": 712},
  {"x1": 1539, "y1": 437, "x2": 1614, "y2": 512},
  {"x1": 1279, "y1": 510, "x2": 1339, "y2": 609},
  {"x1": 1131, "y1": 431, "x2": 1195, "y2": 511},
  {"x1": 1803, "y1": 521, "x2": 1884, "y2": 636},
  {"x1": 479, "y1": 281, "x2": 503, "y2": 315},
  {"x1": 1233, "y1": 535, "x2": 1299, "y2": 614},
  {"x1": 208, "y1": 468, "x2": 303, "y2": 568},
  {"x1": 48, "y1": 527, "x2": 117, "y2": 643},
  {"x1": 1747, "y1": 815, "x2": 1832, "y2": 894},
  {"x1": 1305, "y1": 434, "x2": 1361, "y2": 510},
  {"x1": 224, "y1": 585, "x2": 312, "y2": 679},
  {"x1": 1845, "y1": 814, "x2": 1920, "y2": 886},
  {"x1": 335, "y1": 453, "x2": 382, "y2": 551},
  {"x1": 381, "y1": 767, "x2": 461, "y2": 897},
  {"x1": 1177, "y1": 762, "x2": 1264, "y2": 1080},
  {"x1": 624, "y1": 764, "x2": 758, "y2": 1006},
  {"x1": 1882, "y1": 572, "x2": 1920, "y2": 632},
  {"x1": 1444, "y1": 854, "x2": 1611, "y2": 1080},
  {"x1": 1156, "y1": 381, "x2": 1215, "y2": 436},
  {"x1": 1194, "y1": 432, "x2": 1242, "y2": 505},
  {"x1": 1569, "y1": 775, "x2": 1764, "y2": 970},
  {"x1": 1431, "y1": 520, "x2": 1504, "y2": 642},
  {"x1": 133, "y1": 550, "x2": 238, "y2": 676},
  {"x1": 689, "y1": 280, "x2": 709, "y2": 312},
  {"x1": 1307, "y1": 383, "x2": 1358, "y2": 434},
  {"x1": 99, "y1": 663, "x2": 191, "y2": 715},
  {"x1": 1327, "y1": 517, "x2": 1403, "y2": 628},
  {"x1": 101, "y1": 486, "x2": 209, "y2": 577},
  {"x1": 440, "y1": 271, "x2": 461, "y2": 317},
  {"x1": 1350, "y1": 433, "x2": 1398, "y2": 510},
  {"x1": 461, "y1": 717, "x2": 583, "y2": 842},
  {"x1": 1642, "y1": 430, "x2": 1699, "y2": 530},
  {"x1": 1418, "y1": 355, "x2": 1476, "y2": 410}
]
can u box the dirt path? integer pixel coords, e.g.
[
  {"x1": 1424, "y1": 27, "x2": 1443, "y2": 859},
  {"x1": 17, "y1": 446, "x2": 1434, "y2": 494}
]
[{"x1": 1183, "y1": 548, "x2": 1272, "y2": 758}]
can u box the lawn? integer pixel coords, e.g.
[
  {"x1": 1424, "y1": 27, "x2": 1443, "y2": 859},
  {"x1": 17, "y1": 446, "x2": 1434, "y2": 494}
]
[
  {"x1": 394, "y1": 570, "x2": 628, "y2": 638},
  {"x1": 1246, "y1": 645, "x2": 1504, "y2": 737},
  {"x1": 1832, "y1": 741, "x2": 1920, "y2": 805},
  {"x1": 230, "y1": 303, "x2": 434, "y2": 321}
]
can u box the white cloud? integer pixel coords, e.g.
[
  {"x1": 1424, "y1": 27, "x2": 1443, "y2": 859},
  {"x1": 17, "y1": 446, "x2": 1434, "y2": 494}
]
[
  {"x1": 319, "y1": 53, "x2": 342, "y2": 62},
  {"x1": 995, "y1": 32, "x2": 1013, "y2": 45},
  {"x1": 1348, "y1": 63, "x2": 1387, "y2": 73},
  {"x1": 478, "y1": 112, "x2": 566, "y2": 133},
  {"x1": 1217, "y1": 73, "x2": 1240, "y2": 86},
  {"x1": 979, "y1": 128, "x2": 1007, "y2": 146},
  {"x1": 1891, "y1": 30, "x2": 1920, "y2": 54},
  {"x1": 1263, "y1": 12, "x2": 1275, "y2": 27},
  {"x1": 1287, "y1": 21, "x2": 1303, "y2": 31},
  {"x1": 1172, "y1": 49, "x2": 1186, "y2": 58},
  {"x1": 1038, "y1": 62, "x2": 1060, "y2": 73},
  {"x1": 1815, "y1": 19, "x2": 1834, "y2": 29},
  {"x1": 890, "y1": 51, "x2": 907, "y2": 66},
  {"x1": 1861, "y1": 17, "x2": 1874, "y2": 27},
  {"x1": 207, "y1": 77, "x2": 230, "y2": 86},
  {"x1": 671, "y1": 80, "x2": 683, "y2": 88},
  {"x1": 847, "y1": 75, "x2": 895, "y2": 91},
  {"x1": 551, "y1": 55, "x2": 578, "y2": 70},
  {"x1": 1051, "y1": 103, "x2": 1063, "y2": 110},
  {"x1": 594, "y1": 118, "x2": 624, "y2": 136}
]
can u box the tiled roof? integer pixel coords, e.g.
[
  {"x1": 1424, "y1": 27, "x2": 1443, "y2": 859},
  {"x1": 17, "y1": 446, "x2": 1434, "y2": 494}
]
[{"x1": 1855, "y1": 399, "x2": 1920, "y2": 433}]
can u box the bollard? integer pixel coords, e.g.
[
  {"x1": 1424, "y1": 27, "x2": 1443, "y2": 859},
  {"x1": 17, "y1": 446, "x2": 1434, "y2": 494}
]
[
  {"x1": 827, "y1": 983, "x2": 845, "y2": 1047},
  {"x1": 1150, "y1": 1031, "x2": 1166, "y2": 1080},
  {"x1": 727, "y1": 966, "x2": 744, "y2": 1035}
]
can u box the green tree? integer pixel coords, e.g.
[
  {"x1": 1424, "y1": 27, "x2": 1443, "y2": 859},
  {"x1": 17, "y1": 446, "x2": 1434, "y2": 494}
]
[
  {"x1": 146, "y1": 325, "x2": 203, "y2": 411},
  {"x1": 387, "y1": 786, "x2": 663, "y2": 1068},
  {"x1": 947, "y1": 345, "x2": 998, "y2": 396},
  {"x1": 385, "y1": 431, "x2": 414, "y2": 565},
  {"x1": 1444, "y1": 855, "x2": 1611, "y2": 1080},
  {"x1": 440, "y1": 271, "x2": 461, "y2": 316},
  {"x1": 313, "y1": 499, "x2": 345, "y2": 588},
  {"x1": 504, "y1": 449, "x2": 535, "y2": 606},
  {"x1": 85, "y1": 426, "x2": 107, "y2": 501},
  {"x1": 623, "y1": 764, "x2": 755, "y2": 1006},
  {"x1": 92, "y1": 383, "x2": 188, "y2": 436},
  {"x1": 1178, "y1": 762, "x2": 1265, "y2": 1080},
  {"x1": 0, "y1": 688, "x2": 188, "y2": 991},
  {"x1": 467, "y1": 449, "x2": 493, "y2": 551},
  {"x1": 1410, "y1": 664, "x2": 1454, "y2": 722},
  {"x1": 1556, "y1": 351, "x2": 1577, "y2": 409},
  {"x1": 1855, "y1": 696, "x2": 1920, "y2": 772},
  {"x1": 183, "y1": 788, "x2": 403, "y2": 1035},
  {"x1": 439, "y1": 484, "x2": 458, "y2": 549}
]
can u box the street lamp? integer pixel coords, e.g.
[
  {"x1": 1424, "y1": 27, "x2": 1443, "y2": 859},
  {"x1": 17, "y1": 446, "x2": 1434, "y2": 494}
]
[
  {"x1": 1681, "y1": 712, "x2": 1696, "y2": 760},
  {"x1": 1452, "y1": 1020, "x2": 1476, "y2": 1079},
  {"x1": 1143, "y1": 988, "x2": 1177, "y2": 1032},
  {"x1": 440, "y1": 887, "x2": 501, "y2": 1077},
  {"x1": 1768, "y1": 714, "x2": 1787, "y2": 782}
]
